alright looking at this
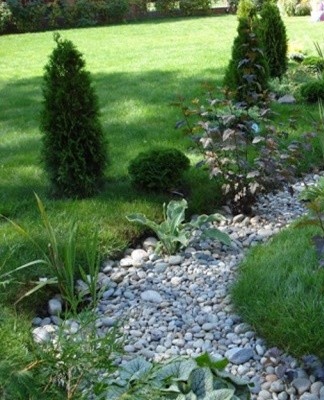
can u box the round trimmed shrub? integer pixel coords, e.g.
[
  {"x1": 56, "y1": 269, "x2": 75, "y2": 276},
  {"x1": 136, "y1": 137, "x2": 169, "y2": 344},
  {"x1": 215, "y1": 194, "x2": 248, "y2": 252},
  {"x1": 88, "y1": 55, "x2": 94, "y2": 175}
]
[
  {"x1": 300, "y1": 80, "x2": 324, "y2": 103},
  {"x1": 41, "y1": 34, "x2": 107, "y2": 198},
  {"x1": 128, "y1": 148, "x2": 190, "y2": 191}
]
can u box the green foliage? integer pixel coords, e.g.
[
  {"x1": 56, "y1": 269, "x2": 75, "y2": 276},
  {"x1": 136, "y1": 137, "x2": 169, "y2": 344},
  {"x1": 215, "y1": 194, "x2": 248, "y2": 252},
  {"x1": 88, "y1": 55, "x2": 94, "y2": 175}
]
[
  {"x1": 179, "y1": 0, "x2": 211, "y2": 15},
  {"x1": 33, "y1": 310, "x2": 123, "y2": 399},
  {"x1": 236, "y1": 0, "x2": 256, "y2": 18},
  {"x1": 104, "y1": 352, "x2": 251, "y2": 399},
  {"x1": 231, "y1": 224, "x2": 324, "y2": 358},
  {"x1": 6, "y1": 0, "x2": 48, "y2": 32},
  {"x1": 0, "y1": 307, "x2": 40, "y2": 399},
  {"x1": 300, "y1": 79, "x2": 324, "y2": 103},
  {"x1": 175, "y1": 94, "x2": 314, "y2": 214},
  {"x1": 278, "y1": 0, "x2": 311, "y2": 15},
  {"x1": 128, "y1": 148, "x2": 190, "y2": 192},
  {"x1": 41, "y1": 34, "x2": 107, "y2": 199},
  {"x1": 259, "y1": 0, "x2": 288, "y2": 80},
  {"x1": 0, "y1": 0, "x2": 13, "y2": 33},
  {"x1": 106, "y1": 0, "x2": 129, "y2": 21},
  {"x1": 155, "y1": 0, "x2": 178, "y2": 14},
  {"x1": 223, "y1": 15, "x2": 269, "y2": 108},
  {"x1": 302, "y1": 56, "x2": 324, "y2": 74},
  {"x1": 0, "y1": 307, "x2": 123, "y2": 399},
  {"x1": 297, "y1": 178, "x2": 324, "y2": 266},
  {"x1": 1, "y1": 194, "x2": 102, "y2": 313},
  {"x1": 127, "y1": 199, "x2": 230, "y2": 255}
]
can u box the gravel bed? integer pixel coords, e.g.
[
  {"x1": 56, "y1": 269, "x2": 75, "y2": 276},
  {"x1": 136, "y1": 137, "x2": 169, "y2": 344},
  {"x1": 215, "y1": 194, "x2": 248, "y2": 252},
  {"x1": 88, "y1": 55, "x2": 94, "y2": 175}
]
[{"x1": 32, "y1": 173, "x2": 324, "y2": 400}]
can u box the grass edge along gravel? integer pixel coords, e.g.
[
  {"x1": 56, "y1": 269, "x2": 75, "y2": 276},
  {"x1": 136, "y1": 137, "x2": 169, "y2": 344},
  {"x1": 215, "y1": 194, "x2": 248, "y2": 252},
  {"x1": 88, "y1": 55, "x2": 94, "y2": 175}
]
[{"x1": 231, "y1": 223, "x2": 324, "y2": 359}]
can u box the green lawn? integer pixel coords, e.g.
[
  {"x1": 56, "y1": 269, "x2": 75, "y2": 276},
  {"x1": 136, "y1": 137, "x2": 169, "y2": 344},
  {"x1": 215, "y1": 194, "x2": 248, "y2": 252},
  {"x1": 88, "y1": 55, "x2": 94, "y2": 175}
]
[
  {"x1": 0, "y1": 15, "x2": 323, "y2": 307},
  {"x1": 1, "y1": 13, "x2": 324, "y2": 398},
  {"x1": 1, "y1": 16, "x2": 237, "y2": 304}
]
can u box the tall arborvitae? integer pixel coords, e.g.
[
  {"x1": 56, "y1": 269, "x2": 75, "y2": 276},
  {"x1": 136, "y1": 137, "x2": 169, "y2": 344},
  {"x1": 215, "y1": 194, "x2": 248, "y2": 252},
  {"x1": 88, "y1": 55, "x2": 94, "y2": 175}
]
[
  {"x1": 223, "y1": 12, "x2": 269, "y2": 107},
  {"x1": 259, "y1": 0, "x2": 288, "y2": 80},
  {"x1": 41, "y1": 34, "x2": 107, "y2": 198}
]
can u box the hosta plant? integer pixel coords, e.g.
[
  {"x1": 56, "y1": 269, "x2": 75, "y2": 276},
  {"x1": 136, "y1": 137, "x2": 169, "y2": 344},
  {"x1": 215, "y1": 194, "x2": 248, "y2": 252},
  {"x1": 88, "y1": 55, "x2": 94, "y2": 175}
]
[
  {"x1": 126, "y1": 199, "x2": 230, "y2": 255},
  {"x1": 103, "y1": 352, "x2": 251, "y2": 399}
]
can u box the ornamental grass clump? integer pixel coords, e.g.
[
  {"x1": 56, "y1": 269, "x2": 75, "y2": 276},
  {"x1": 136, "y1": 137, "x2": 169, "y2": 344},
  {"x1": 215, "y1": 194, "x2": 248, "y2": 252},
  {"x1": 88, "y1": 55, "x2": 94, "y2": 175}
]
[{"x1": 41, "y1": 33, "x2": 107, "y2": 199}]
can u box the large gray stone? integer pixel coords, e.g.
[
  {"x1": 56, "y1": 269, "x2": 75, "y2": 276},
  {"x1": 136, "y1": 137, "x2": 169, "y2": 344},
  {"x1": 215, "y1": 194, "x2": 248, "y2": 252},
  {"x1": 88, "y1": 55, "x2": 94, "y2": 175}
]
[
  {"x1": 225, "y1": 347, "x2": 254, "y2": 364},
  {"x1": 277, "y1": 94, "x2": 296, "y2": 104},
  {"x1": 48, "y1": 298, "x2": 62, "y2": 316},
  {"x1": 292, "y1": 377, "x2": 311, "y2": 395},
  {"x1": 131, "y1": 249, "x2": 148, "y2": 262}
]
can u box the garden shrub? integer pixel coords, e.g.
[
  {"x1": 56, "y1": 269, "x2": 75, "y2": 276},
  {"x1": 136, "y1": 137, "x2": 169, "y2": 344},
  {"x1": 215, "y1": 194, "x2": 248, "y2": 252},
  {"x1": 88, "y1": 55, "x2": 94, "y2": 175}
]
[
  {"x1": 259, "y1": 0, "x2": 288, "y2": 80},
  {"x1": 278, "y1": 0, "x2": 311, "y2": 15},
  {"x1": 294, "y1": 0, "x2": 311, "y2": 15},
  {"x1": 302, "y1": 56, "x2": 324, "y2": 74},
  {"x1": 223, "y1": 14, "x2": 269, "y2": 108},
  {"x1": 69, "y1": 0, "x2": 128, "y2": 27},
  {"x1": 7, "y1": 0, "x2": 48, "y2": 32},
  {"x1": 175, "y1": 94, "x2": 313, "y2": 214},
  {"x1": 0, "y1": 1, "x2": 13, "y2": 34},
  {"x1": 179, "y1": 0, "x2": 211, "y2": 15},
  {"x1": 45, "y1": 0, "x2": 68, "y2": 29},
  {"x1": 155, "y1": 0, "x2": 178, "y2": 14},
  {"x1": 105, "y1": 0, "x2": 129, "y2": 22},
  {"x1": 236, "y1": 0, "x2": 256, "y2": 18},
  {"x1": 68, "y1": 0, "x2": 103, "y2": 27},
  {"x1": 128, "y1": 148, "x2": 190, "y2": 192},
  {"x1": 300, "y1": 80, "x2": 324, "y2": 103},
  {"x1": 41, "y1": 34, "x2": 107, "y2": 199}
]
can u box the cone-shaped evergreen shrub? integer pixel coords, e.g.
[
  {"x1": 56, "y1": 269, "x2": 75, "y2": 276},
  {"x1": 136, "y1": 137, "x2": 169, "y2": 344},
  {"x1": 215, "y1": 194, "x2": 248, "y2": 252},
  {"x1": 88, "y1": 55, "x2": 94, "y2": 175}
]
[
  {"x1": 223, "y1": 12, "x2": 269, "y2": 107},
  {"x1": 41, "y1": 34, "x2": 107, "y2": 198},
  {"x1": 259, "y1": 0, "x2": 288, "y2": 80}
]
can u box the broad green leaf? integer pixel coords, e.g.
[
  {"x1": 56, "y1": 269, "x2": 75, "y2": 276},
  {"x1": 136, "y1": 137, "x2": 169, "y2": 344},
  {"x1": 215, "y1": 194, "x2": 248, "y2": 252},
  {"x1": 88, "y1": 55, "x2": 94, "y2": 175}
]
[
  {"x1": 206, "y1": 388, "x2": 235, "y2": 400},
  {"x1": 126, "y1": 213, "x2": 160, "y2": 233},
  {"x1": 202, "y1": 229, "x2": 231, "y2": 246},
  {"x1": 190, "y1": 368, "x2": 214, "y2": 397},
  {"x1": 190, "y1": 214, "x2": 225, "y2": 228},
  {"x1": 171, "y1": 231, "x2": 190, "y2": 248},
  {"x1": 119, "y1": 357, "x2": 153, "y2": 382},
  {"x1": 104, "y1": 384, "x2": 129, "y2": 400},
  {"x1": 216, "y1": 370, "x2": 249, "y2": 386},
  {"x1": 195, "y1": 353, "x2": 228, "y2": 370},
  {"x1": 156, "y1": 358, "x2": 197, "y2": 383},
  {"x1": 176, "y1": 392, "x2": 197, "y2": 400},
  {"x1": 166, "y1": 199, "x2": 187, "y2": 232},
  {"x1": 160, "y1": 383, "x2": 182, "y2": 393},
  {"x1": 126, "y1": 213, "x2": 150, "y2": 225}
]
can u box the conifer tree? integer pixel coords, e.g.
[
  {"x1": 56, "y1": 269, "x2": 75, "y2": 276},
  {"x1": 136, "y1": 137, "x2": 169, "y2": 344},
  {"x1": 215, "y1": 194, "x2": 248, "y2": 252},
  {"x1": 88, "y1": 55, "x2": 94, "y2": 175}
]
[
  {"x1": 259, "y1": 0, "x2": 288, "y2": 80},
  {"x1": 41, "y1": 34, "x2": 107, "y2": 198},
  {"x1": 223, "y1": 13, "x2": 269, "y2": 107}
]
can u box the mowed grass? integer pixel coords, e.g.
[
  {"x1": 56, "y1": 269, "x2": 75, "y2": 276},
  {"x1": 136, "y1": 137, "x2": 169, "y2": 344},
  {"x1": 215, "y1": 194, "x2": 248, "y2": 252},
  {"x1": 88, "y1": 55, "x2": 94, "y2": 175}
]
[
  {"x1": 0, "y1": 15, "x2": 323, "y2": 308},
  {"x1": 231, "y1": 224, "x2": 324, "y2": 358}
]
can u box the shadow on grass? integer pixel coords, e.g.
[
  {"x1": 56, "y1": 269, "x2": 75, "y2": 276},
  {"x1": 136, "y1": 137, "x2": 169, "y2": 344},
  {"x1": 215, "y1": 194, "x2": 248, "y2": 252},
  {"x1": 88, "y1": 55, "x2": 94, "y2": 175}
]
[
  {"x1": 0, "y1": 68, "x2": 225, "y2": 130},
  {"x1": 1, "y1": 67, "x2": 225, "y2": 199}
]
